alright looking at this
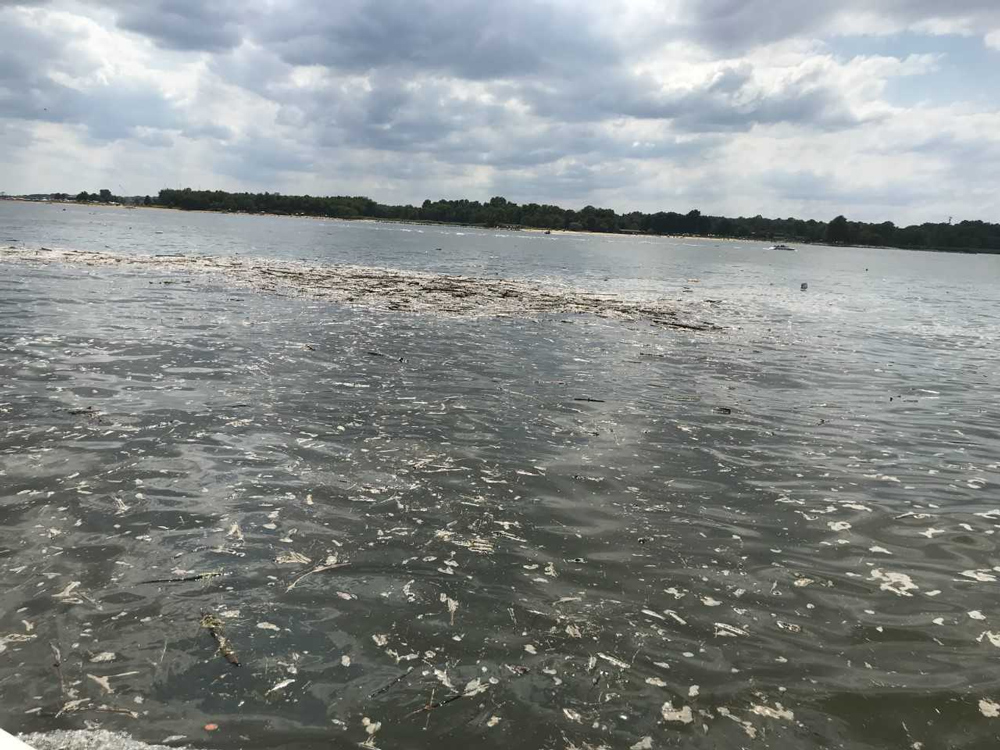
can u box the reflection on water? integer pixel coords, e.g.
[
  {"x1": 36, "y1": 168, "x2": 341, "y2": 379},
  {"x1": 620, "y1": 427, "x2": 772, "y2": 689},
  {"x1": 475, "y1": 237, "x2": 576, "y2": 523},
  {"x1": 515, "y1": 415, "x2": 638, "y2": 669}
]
[{"x1": 1, "y1": 203, "x2": 1000, "y2": 749}]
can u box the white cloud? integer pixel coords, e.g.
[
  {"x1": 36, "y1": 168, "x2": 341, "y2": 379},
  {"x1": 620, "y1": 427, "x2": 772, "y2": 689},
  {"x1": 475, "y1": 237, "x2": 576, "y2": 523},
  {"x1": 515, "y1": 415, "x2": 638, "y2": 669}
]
[{"x1": 0, "y1": 0, "x2": 999, "y2": 224}]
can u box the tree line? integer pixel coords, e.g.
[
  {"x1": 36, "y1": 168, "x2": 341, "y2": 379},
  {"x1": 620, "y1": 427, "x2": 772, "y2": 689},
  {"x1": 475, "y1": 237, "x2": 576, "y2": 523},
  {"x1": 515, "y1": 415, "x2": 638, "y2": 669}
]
[{"x1": 72, "y1": 187, "x2": 1000, "y2": 252}]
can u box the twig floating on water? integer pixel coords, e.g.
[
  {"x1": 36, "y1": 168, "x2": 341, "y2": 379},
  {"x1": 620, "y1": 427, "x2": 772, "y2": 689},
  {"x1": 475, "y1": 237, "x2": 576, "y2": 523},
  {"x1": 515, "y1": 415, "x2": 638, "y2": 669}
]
[
  {"x1": 138, "y1": 571, "x2": 224, "y2": 585},
  {"x1": 286, "y1": 555, "x2": 347, "y2": 592},
  {"x1": 200, "y1": 613, "x2": 240, "y2": 667},
  {"x1": 51, "y1": 643, "x2": 66, "y2": 698},
  {"x1": 405, "y1": 678, "x2": 490, "y2": 718},
  {"x1": 649, "y1": 318, "x2": 717, "y2": 331},
  {"x1": 367, "y1": 667, "x2": 414, "y2": 699}
]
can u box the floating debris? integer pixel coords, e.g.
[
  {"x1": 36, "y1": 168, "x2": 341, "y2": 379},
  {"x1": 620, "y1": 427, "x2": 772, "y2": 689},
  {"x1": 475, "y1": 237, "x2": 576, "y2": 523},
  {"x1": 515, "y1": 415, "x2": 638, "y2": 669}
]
[
  {"x1": 19, "y1": 730, "x2": 189, "y2": 749},
  {"x1": 717, "y1": 707, "x2": 757, "y2": 738},
  {"x1": 961, "y1": 569, "x2": 998, "y2": 583},
  {"x1": 870, "y1": 569, "x2": 918, "y2": 597},
  {"x1": 751, "y1": 703, "x2": 795, "y2": 721},
  {"x1": 3, "y1": 224, "x2": 1000, "y2": 750},
  {"x1": 286, "y1": 554, "x2": 346, "y2": 592},
  {"x1": 140, "y1": 571, "x2": 224, "y2": 585},
  {"x1": 52, "y1": 582, "x2": 82, "y2": 601},
  {"x1": 661, "y1": 701, "x2": 693, "y2": 724},
  {"x1": 977, "y1": 632, "x2": 1000, "y2": 648},
  {"x1": 367, "y1": 667, "x2": 413, "y2": 699},
  {"x1": 266, "y1": 678, "x2": 295, "y2": 695},
  {"x1": 597, "y1": 652, "x2": 630, "y2": 669},
  {"x1": 86, "y1": 674, "x2": 113, "y2": 694},
  {"x1": 0, "y1": 246, "x2": 715, "y2": 328},
  {"x1": 275, "y1": 551, "x2": 312, "y2": 566},
  {"x1": 980, "y1": 699, "x2": 1000, "y2": 718},
  {"x1": 201, "y1": 613, "x2": 241, "y2": 666},
  {"x1": 714, "y1": 622, "x2": 749, "y2": 638},
  {"x1": 0, "y1": 633, "x2": 36, "y2": 654},
  {"x1": 440, "y1": 594, "x2": 459, "y2": 625},
  {"x1": 361, "y1": 717, "x2": 381, "y2": 749}
]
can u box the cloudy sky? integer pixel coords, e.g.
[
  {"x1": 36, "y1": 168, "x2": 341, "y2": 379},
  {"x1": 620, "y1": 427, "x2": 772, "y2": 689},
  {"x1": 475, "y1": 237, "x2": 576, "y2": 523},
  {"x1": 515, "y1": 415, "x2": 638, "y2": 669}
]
[{"x1": 2, "y1": 1, "x2": 999, "y2": 224}]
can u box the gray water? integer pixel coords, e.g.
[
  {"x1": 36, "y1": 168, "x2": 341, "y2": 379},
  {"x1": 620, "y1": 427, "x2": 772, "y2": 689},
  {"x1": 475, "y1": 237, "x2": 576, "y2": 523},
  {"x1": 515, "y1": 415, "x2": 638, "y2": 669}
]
[{"x1": 1, "y1": 201, "x2": 999, "y2": 749}]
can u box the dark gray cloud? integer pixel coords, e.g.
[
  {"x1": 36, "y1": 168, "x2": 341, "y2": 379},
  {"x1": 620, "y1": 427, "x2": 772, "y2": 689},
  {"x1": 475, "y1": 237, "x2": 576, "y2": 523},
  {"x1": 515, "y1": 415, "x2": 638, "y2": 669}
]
[
  {"x1": 112, "y1": 0, "x2": 247, "y2": 51},
  {"x1": 211, "y1": 59, "x2": 723, "y2": 175},
  {"x1": 204, "y1": 0, "x2": 863, "y2": 140},
  {"x1": 255, "y1": 0, "x2": 618, "y2": 80},
  {"x1": 489, "y1": 161, "x2": 634, "y2": 203},
  {"x1": 678, "y1": 0, "x2": 842, "y2": 51},
  {"x1": 79, "y1": 0, "x2": 1000, "y2": 65},
  {"x1": 518, "y1": 64, "x2": 862, "y2": 132},
  {"x1": 214, "y1": 132, "x2": 315, "y2": 183},
  {"x1": 193, "y1": 7, "x2": 865, "y2": 183},
  {"x1": 181, "y1": 122, "x2": 234, "y2": 142},
  {"x1": 0, "y1": 0, "x2": 923, "y2": 160},
  {"x1": 763, "y1": 169, "x2": 938, "y2": 207},
  {"x1": 0, "y1": 120, "x2": 34, "y2": 154},
  {"x1": 681, "y1": 0, "x2": 1000, "y2": 52}
]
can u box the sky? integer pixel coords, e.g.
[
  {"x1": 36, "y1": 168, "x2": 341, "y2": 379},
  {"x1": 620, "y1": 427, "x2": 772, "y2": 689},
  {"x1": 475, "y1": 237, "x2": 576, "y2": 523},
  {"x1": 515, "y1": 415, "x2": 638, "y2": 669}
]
[{"x1": 2, "y1": 0, "x2": 999, "y2": 225}]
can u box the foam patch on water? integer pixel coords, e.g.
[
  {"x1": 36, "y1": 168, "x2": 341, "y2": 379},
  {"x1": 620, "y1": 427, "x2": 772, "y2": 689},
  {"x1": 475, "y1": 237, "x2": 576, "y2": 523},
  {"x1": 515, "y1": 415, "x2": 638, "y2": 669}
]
[
  {"x1": 0, "y1": 246, "x2": 714, "y2": 327},
  {"x1": 18, "y1": 729, "x2": 190, "y2": 750}
]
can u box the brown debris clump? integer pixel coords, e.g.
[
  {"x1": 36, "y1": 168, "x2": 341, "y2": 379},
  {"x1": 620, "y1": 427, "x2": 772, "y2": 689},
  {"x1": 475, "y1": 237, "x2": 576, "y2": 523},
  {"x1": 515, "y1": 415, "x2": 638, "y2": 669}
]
[{"x1": 1, "y1": 247, "x2": 717, "y2": 329}]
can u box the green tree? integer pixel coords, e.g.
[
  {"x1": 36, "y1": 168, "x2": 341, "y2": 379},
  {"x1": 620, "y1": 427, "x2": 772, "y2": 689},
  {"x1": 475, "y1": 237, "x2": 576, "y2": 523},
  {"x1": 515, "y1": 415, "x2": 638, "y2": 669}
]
[
  {"x1": 826, "y1": 215, "x2": 850, "y2": 244},
  {"x1": 142, "y1": 187, "x2": 1000, "y2": 252},
  {"x1": 75, "y1": 191, "x2": 90, "y2": 202}
]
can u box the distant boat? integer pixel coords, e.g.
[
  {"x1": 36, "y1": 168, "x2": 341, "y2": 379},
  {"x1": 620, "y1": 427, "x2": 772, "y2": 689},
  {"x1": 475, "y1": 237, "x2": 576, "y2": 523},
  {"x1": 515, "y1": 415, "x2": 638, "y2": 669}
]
[{"x1": 768, "y1": 244, "x2": 796, "y2": 251}]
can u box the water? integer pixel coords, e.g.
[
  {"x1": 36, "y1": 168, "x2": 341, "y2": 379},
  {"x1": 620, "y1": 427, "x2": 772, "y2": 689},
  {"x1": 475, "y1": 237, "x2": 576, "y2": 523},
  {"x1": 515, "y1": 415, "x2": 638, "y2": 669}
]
[{"x1": 1, "y1": 201, "x2": 999, "y2": 749}]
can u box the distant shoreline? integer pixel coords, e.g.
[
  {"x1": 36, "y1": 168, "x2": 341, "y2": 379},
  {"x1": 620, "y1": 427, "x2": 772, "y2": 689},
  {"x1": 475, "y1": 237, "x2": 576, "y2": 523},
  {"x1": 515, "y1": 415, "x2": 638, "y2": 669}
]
[
  {"x1": 3, "y1": 198, "x2": 753, "y2": 243},
  {"x1": 4, "y1": 197, "x2": 998, "y2": 255}
]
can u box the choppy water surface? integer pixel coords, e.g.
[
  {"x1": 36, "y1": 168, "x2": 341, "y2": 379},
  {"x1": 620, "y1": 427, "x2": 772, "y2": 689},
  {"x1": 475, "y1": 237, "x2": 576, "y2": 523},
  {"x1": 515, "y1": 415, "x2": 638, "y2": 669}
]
[{"x1": 1, "y1": 201, "x2": 1000, "y2": 750}]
